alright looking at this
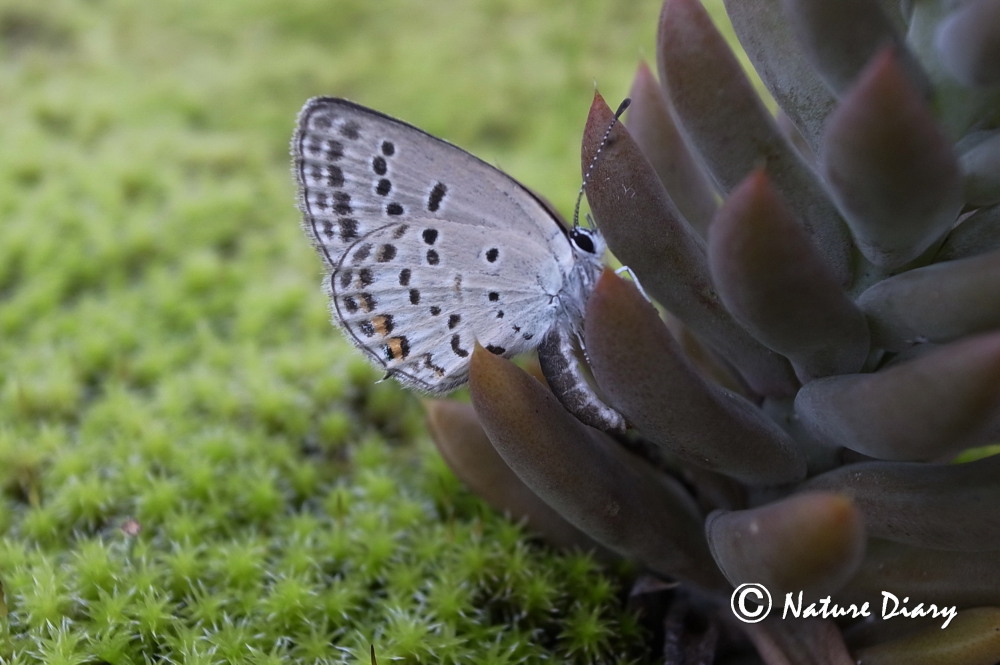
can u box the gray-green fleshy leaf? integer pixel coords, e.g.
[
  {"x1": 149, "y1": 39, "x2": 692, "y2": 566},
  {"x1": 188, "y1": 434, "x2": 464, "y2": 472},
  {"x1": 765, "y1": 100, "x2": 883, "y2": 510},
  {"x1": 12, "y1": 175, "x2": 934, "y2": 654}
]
[
  {"x1": 425, "y1": 399, "x2": 616, "y2": 557},
  {"x1": 821, "y1": 48, "x2": 963, "y2": 270},
  {"x1": 583, "y1": 92, "x2": 798, "y2": 398},
  {"x1": 935, "y1": 203, "x2": 1000, "y2": 260},
  {"x1": 858, "y1": 247, "x2": 1000, "y2": 350},
  {"x1": 724, "y1": 0, "x2": 837, "y2": 156},
  {"x1": 842, "y1": 539, "x2": 1000, "y2": 608},
  {"x1": 626, "y1": 61, "x2": 718, "y2": 235},
  {"x1": 853, "y1": 607, "x2": 1000, "y2": 665},
  {"x1": 957, "y1": 129, "x2": 1000, "y2": 206},
  {"x1": 658, "y1": 0, "x2": 853, "y2": 283},
  {"x1": 802, "y1": 454, "x2": 1000, "y2": 551},
  {"x1": 780, "y1": 0, "x2": 929, "y2": 95},
  {"x1": 935, "y1": 0, "x2": 1000, "y2": 87},
  {"x1": 708, "y1": 169, "x2": 869, "y2": 380},
  {"x1": 794, "y1": 332, "x2": 1000, "y2": 460},
  {"x1": 584, "y1": 270, "x2": 806, "y2": 485},
  {"x1": 706, "y1": 492, "x2": 865, "y2": 597},
  {"x1": 738, "y1": 616, "x2": 855, "y2": 665},
  {"x1": 468, "y1": 343, "x2": 723, "y2": 588}
]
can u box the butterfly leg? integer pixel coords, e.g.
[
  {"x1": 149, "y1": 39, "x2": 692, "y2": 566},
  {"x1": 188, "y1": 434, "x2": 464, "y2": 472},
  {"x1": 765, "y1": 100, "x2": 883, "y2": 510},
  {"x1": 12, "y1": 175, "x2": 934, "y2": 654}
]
[
  {"x1": 538, "y1": 324, "x2": 626, "y2": 434},
  {"x1": 614, "y1": 265, "x2": 652, "y2": 303}
]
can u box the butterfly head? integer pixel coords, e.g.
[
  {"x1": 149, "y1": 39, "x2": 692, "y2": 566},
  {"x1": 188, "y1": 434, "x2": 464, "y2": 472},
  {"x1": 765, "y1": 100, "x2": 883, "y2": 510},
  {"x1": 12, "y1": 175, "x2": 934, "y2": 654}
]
[{"x1": 569, "y1": 226, "x2": 604, "y2": 259}]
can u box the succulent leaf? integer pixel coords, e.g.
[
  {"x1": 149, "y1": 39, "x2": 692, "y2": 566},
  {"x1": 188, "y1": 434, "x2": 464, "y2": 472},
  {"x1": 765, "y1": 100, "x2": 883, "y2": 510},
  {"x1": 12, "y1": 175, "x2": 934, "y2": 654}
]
[
  {"x1": 935, "y1": 0, "x2": 1000, "y2": 87},
  {"x1": 706, "y1": 492, "x2": 865, "y2": 596},
  {"x1": 780, "y1": 0, "x2": 929, "y2": 95},
  {"x1": 843, "y1": 539, "x2": 1000, "y2": 608},
  {"x1": 626, "y1": 61, "x2": 719, "y2": 234},
  {"x1": 739, "y1": 619, "x2": 855, "y2": 665},
  {"x1": 468, "y1": 343, "x2": 723, "y2": 587},
  {"x1": 708, "y1": 168, "x2": 870, "y2": 380},
  {"x1": 584, "y1": 269, "x2": 807, "y2": 484},
  {"x1": 936, "y1": 203, "x2": 1000, "y2": 260},
  {"x1": 803, "y1": 454, "x2": 1000, "y2": 551},
  {"x1": 853, "y1": 607, "x2": 1000, "y2": 665},
  {"x1": 821, "y1": 48, "x2": 963, "y2": 270},
  {"x1": 724, "y1": 0, "x2": 837, "y2": 156},
  {"x1": 795, "y1": 332, "x2": 1000, "y2": 460},
  {"x1": 957, "y1": 129, "x2": 1000, "y2": 206},
  {"x1": 858, "y1": 247, "x2": 1000, "y2": 349},
  {"x1": 425, "y1": 399, "x2": 613, "y2": 556},
  {"x1": 658, "y1": 0, "x2": 854, "y2": 282},
  {"x1": 583, "y1": 94, "x2": 800, "y2": 397}
]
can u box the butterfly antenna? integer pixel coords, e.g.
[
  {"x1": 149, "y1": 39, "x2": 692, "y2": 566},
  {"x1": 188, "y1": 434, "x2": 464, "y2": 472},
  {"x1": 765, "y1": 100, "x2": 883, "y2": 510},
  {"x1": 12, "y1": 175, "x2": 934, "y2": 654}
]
[{"x1": 572, "y1": 97, "x2": 631, "y2": 229}]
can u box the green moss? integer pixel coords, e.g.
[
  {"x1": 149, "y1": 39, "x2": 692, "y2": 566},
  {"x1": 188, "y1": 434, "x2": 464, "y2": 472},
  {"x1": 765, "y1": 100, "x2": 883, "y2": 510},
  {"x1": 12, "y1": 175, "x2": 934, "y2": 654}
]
[{"x1": 0, "y1": 0, "x2": 665, "y2": 662}]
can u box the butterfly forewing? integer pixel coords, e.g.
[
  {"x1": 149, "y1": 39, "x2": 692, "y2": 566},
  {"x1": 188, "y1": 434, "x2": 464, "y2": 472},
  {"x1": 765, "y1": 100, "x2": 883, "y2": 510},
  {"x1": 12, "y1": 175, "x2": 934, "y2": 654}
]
[{"x1": 294, "y1": 97, "x2": 568, "y2": 265}]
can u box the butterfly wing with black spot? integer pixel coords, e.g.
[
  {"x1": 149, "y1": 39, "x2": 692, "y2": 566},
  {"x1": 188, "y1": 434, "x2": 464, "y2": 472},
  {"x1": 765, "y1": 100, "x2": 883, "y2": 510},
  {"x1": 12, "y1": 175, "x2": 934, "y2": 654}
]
[
  {"x1": 330, "y1": 220, "x2": 564, "y2": 392},
  {"x1": 293, "y1": 97, "x2": 572, "y2": 268}
]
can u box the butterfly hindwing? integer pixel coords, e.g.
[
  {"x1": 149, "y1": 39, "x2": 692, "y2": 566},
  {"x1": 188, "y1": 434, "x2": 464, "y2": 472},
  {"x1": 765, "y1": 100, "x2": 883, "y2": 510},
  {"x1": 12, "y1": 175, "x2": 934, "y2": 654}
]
[{"x1": 330, "y1": 220, "x2": 564, "y2": 392}]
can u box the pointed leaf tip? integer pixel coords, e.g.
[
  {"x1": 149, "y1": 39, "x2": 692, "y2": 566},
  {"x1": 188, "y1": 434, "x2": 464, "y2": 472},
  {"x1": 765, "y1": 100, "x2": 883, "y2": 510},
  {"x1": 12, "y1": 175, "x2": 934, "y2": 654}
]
[{"x1": 823, "y1": 47, "x2": 962, "y2": 268}]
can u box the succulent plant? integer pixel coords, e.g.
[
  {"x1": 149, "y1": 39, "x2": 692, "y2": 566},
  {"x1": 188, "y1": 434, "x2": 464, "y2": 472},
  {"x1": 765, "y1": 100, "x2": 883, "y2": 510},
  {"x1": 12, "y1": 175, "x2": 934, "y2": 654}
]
[{"x1": 426, "y1": 0, "x2": 1000, "y2": 662}]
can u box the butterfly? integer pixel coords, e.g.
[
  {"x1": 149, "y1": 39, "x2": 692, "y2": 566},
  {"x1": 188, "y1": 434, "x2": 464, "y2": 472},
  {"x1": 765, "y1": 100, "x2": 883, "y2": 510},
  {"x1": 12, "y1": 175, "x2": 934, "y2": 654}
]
[{"x1": 292, "y1": 97, "x2": 624, "y2": 431}]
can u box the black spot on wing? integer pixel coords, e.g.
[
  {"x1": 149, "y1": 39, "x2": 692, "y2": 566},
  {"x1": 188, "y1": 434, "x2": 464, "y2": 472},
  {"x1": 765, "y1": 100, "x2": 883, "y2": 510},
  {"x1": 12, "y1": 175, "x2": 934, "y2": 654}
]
[
  {"x1": 381, "y1": 140, "x2": 395, "y2": 156},
  {"x1": 339, "y1": 218, "x2": 359, "y2": 242},
  {"x1": 486, "y1": 344, "x2": 505, "y2": 355},
  {"x1": 333, "y1": 191, "x2": 352, "y2": 215},
  {"x1": 325, "y1": 165, "x2": 344, "y2": 187},
  {"x1": 387, "y1": 202, "x2": 404, "y2": 216},
  {"x1": 427, "y1": 183, "x2": 447, "y2": 212},
  {"x1": 450, "y1": 334, "x2": 469, "y2": 358},
  {"x1": 376, "y1": 244, "x2": 397, "y2": 262},
  {"x1": 310, "y1": 114, "x2": 332, "y2": 130},
  {"x1": 340, "y1": 121, "x2": 361, "y2": 140},
  {"x1": 321, "y1": 220, "x2": 335, "y2": 240},
  {"x1": 324, "y1": 140, "x2": 344, "y2": 160},
  {"x1": 399, "y1": 268, "x2": 411, "y2": 286},
  {"x1": 352, "y1": 243, "x2": 372, "y2": 263},
  {"x1": 423, "y1": 353, "x2": 446, "y2": 377},
  {"x1": 422, "y1": 228, "x2": 438, "y2": 245},
  {"x1": 338, "y1": 270, "x2": 352, "y2": 290}
]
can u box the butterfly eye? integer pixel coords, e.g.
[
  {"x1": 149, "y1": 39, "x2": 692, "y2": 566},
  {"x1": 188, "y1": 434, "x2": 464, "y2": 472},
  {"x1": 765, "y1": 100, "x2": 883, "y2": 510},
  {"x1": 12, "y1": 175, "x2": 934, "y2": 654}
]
[{"x1": 570, "y1": 228, "x2": 596, "y2": 254}]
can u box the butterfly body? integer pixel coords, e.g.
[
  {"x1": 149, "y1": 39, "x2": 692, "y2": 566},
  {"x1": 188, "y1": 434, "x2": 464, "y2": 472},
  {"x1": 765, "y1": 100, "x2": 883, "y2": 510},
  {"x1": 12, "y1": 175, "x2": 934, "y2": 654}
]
[{"x1": 293, "y1": 97, "x2": 605, "y2": 394}]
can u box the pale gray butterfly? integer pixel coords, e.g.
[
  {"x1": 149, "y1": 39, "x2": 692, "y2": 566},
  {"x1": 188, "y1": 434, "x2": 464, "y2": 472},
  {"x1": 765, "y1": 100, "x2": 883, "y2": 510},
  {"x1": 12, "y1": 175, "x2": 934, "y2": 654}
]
[{"x1": 292, "y1": 97, "x2": 624, "y2": 431}]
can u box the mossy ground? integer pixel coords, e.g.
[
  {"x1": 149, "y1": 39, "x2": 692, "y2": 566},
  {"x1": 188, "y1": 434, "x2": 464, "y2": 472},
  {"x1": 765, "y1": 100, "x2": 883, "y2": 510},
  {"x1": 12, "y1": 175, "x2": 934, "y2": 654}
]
[{"x1": 0, "y1": 0, "x2": 689, "y2": 662}]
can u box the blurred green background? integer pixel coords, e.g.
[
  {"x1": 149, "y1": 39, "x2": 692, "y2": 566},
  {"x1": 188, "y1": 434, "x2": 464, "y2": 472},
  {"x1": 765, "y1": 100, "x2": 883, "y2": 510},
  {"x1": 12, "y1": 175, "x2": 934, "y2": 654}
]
[{"x1": 0, "y1": 0, "x2": 717, "y2": 662}]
